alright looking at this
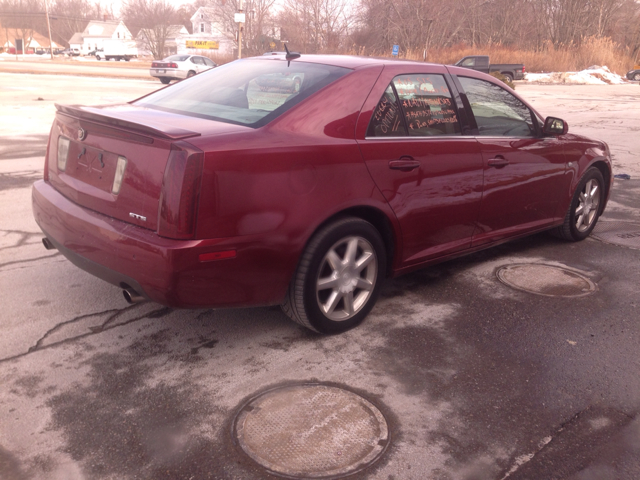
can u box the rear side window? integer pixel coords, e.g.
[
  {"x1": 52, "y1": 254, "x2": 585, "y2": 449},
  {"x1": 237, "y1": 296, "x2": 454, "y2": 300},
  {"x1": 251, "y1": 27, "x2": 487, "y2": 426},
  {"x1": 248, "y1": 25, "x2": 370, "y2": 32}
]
[
  {"x1": 367, "y1": 74, "x2": 461, "y2": 137},
  {"x1": 135, "y1": 59, "x2": 351, "y2": 128},
  {"x1": 458, "y1": 76, "x2": 535, "y2": 137}
]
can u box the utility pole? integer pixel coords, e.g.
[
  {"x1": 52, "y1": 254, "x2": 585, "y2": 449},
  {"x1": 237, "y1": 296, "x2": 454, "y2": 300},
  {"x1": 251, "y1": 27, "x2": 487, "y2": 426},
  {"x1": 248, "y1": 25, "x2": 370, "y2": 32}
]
[
  {"x1": 44, "y1": 0, "x2": 54, "y2": 60},
  {"x1": 235, "y1": 0, "x2": 245, "y2": 59}
]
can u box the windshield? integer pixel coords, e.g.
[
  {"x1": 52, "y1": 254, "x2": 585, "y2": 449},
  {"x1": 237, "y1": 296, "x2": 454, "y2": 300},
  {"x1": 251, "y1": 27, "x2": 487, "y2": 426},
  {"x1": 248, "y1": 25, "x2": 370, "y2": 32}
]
[
  {"x1": 164, "y1": 55, "x2": 190, "y2": 62},
  {"x1": 135, "y1": 58, "x2": 351, "y2": 128}
]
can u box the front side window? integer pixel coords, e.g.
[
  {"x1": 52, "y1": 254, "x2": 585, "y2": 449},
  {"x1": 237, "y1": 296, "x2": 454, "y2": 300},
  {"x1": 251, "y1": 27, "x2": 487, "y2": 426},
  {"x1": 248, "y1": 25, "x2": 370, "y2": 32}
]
[
  {"x1": 367, "y1": 73, "x2": 460, "y2": 137},
  {"x1": 135, "y1": 59, "x2": 351, "y2": 128},
  {"x1": 458, "y1": 76, "x2": 535, "y2": 137}
]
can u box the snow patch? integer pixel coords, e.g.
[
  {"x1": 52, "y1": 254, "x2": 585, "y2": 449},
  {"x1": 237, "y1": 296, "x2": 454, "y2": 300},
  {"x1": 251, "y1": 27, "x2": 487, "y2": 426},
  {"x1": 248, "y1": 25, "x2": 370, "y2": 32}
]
[{"x1": 524, "y1": 66, "x2": 627, "y2": 85}]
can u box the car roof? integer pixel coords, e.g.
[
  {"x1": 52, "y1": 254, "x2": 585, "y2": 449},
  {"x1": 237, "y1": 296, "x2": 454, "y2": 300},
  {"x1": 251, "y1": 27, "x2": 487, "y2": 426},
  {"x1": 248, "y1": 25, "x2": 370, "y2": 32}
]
[{"x1": 251, "y1": 54, "x2": 441, "y2": 70}]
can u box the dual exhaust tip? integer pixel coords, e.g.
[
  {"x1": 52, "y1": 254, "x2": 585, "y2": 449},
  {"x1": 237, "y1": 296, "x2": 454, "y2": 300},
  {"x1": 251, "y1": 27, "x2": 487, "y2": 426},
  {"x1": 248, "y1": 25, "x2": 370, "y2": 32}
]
[{"x1": 41, "y1": 237, "x2": 145, "y2": 305}]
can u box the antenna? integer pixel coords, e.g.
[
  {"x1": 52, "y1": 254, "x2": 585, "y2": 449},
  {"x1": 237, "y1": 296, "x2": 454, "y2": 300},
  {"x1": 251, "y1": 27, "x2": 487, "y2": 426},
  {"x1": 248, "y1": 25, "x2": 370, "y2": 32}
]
[{"x1": 284, "y1": 44, "x2": 301, "y2": 66}]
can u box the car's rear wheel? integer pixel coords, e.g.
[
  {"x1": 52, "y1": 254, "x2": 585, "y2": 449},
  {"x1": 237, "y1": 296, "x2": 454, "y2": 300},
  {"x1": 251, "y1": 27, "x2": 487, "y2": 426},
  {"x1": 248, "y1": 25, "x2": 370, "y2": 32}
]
[
  {"x1": 159, "y1": 77, "x2": 171, "y2": 84},
  {"x1": 634, "y1": 72, "x2": 640, "y2": 81},
  {"x1": 282, "y1": 217, "x2": 386, "y2": 334},
  {"x1": 552, "y1": 167, "x2": 604, "y2": 241},
  {"x1": 502, "y1": 72, "x2": 514, "y2": 82},
  {"x1": 187, "y1": 70, "x2": 195, "y2": 78}
]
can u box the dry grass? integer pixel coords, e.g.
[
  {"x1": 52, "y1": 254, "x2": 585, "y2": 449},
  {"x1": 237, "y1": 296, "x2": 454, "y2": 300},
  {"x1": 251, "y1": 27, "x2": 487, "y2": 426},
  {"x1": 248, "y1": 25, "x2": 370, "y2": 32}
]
[{"x1": 400, "y1": 37, "x2": 635, "y2": 74}]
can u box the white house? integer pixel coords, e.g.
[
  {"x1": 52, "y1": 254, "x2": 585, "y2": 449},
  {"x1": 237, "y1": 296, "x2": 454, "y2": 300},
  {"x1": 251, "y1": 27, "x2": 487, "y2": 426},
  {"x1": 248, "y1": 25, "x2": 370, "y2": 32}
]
[
  {"x1": 70, "y1": 20, "x2": 133, "y2": 55},
  {"x1": 187, "y1": 7, "x2": 235, "y2": 56}
]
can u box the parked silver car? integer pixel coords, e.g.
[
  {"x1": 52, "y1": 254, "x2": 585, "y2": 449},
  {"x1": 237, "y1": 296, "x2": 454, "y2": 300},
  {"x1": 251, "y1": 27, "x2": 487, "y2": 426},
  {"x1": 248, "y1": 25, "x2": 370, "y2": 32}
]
[{"x1": 150, "y1": 55, "x2": 217, "y2": 84}]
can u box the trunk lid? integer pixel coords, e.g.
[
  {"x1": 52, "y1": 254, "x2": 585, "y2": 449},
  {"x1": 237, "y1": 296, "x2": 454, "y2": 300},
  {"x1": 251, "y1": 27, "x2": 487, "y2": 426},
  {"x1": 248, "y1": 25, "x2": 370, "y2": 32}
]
[{"x1": 46, "y1": 103, "x2": 245, "y2": 232}]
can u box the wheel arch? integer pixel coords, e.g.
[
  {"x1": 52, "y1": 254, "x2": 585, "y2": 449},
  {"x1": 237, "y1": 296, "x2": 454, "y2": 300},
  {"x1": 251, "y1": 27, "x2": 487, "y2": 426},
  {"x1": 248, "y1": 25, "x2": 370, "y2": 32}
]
[
  {"x1": 301, "y1": 205, "x2": 396, "y2": 280},
  {"x1": 589, "y1": 159, "x2": 612, "y2": 214}
]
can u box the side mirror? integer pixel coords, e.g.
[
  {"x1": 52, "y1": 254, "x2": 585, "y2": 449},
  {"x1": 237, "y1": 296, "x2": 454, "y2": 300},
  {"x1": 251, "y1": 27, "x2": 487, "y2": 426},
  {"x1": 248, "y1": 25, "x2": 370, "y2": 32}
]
[{"x1": 543, "y1": 117, "x2": 568, "y2": 135}]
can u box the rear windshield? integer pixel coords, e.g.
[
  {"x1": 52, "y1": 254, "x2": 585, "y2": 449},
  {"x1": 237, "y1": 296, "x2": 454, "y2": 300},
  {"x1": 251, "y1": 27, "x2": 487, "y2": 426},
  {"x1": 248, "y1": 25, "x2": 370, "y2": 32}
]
[
  {"x1": 135, "y1": 58, "x2": 351, "y2": 128},
  {"x1": 164, "y1": 55, "x2": 190, "y2": 62}
]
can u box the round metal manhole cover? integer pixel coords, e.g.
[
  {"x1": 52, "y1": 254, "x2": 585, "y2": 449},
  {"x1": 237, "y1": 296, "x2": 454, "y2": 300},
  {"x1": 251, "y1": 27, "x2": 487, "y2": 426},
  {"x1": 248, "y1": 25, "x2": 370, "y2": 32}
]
[
  {"x1": 592, "y1": 221, "x2": 640, "y2": 250},
  {"x1": 496, "y1": 264, "x2": 597, "y2": 297},
  {"x1": 233, "y1": 384, "x2": 389, "y2": 478}
]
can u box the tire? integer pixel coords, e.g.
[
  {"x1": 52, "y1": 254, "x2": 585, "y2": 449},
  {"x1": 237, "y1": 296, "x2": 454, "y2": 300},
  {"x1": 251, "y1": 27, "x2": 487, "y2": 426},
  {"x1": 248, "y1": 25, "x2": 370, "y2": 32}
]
[
  {"x1": 159, "y1": 77, "x2": 171, "y2": 84},
  {"x1": 552, "y1": 168, "x2": 605, "y2": 241},
  {"x1": 187, "y1": 70, "x2": 195, "y2": 78},
  {"x1": 502, "y1": 72, "x2": 514, "y2": 82},
  {"x1": 282, "y1": 217, "x2": 386, "y2": 334},
  {"x1": 634, "y1": 72, "x2": 640, "y2": 81}
]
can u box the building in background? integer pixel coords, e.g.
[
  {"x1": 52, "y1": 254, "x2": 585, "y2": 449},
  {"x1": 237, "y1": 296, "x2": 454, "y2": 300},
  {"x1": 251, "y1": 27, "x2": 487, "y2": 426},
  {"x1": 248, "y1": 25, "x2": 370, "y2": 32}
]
[
  {"x1": 70, "y1": 20, "x2": 134, "y2": 55},
  {"x1": 187, "y1": 7, "x2": 235, "y2": 56},
  {"x1": 0, "y1": 23, "x2": 61, "y2": 54}
]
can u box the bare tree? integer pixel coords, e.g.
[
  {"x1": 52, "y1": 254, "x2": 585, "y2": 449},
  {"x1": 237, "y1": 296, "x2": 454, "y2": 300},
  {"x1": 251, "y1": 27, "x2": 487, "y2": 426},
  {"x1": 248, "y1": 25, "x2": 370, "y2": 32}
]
[
  {"x1": 278, "y1": 0, "x2": 352, "y2": 53},
  {"x1": 0, "y1": 0, "x2": 46, "y2": 51},
  {"x1": 121, "y1": 0, "x2": 178, "y2": 59}
]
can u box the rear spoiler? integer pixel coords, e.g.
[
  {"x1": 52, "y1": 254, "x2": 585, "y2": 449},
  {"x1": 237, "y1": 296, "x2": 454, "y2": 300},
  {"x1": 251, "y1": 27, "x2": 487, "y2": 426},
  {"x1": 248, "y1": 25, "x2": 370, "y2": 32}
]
[{"x1": 55, "y1": 104, "x2": 202, "y2": 141}]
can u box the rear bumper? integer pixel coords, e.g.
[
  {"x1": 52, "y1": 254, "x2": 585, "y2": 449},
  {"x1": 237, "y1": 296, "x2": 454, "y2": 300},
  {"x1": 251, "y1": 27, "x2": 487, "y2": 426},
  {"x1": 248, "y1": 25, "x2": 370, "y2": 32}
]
[
  {"x1": 149, "y1": 68, "x2": 186, "y2": 80},
  {"x1": 32, "y1": 180, "x2": 291, "y2": 308}
]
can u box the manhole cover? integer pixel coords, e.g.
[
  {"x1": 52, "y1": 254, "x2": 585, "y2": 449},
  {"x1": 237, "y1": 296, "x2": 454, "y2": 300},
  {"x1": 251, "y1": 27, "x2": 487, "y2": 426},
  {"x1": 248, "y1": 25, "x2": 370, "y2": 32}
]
[
  {"x1": 592, "y1": 221, "x2": 640, "y2": 250},
  {"x1": 496, "y1": 264, "x2": 596, "y2": 297},
  {"x1": 233, "y1": 384, "x2": 389, "y2": 478}
]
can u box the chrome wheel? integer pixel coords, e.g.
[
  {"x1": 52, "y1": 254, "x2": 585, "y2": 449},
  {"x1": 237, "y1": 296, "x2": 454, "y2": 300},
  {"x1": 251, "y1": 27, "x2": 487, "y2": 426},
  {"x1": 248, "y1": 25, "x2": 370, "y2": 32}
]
[
  {"x1": 316, "y1": 236, "x2": 377, "y2": 321},
  {"x1": 282, "y1": 217, "x2": 386, "y2": 334},
  {"x1": 575, "y1": 178, "x2": 601, "y2": 232}
]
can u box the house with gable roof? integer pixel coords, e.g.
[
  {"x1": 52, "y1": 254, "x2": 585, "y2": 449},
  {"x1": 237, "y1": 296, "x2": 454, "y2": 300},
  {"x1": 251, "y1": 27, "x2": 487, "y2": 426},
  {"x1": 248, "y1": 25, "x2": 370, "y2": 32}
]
[
  {"x1": 70, "y1": 20, "x2": 133, "y2": 55},
  {"x1": 187, "y1": 6, "x2": 235, "y2": 56}
]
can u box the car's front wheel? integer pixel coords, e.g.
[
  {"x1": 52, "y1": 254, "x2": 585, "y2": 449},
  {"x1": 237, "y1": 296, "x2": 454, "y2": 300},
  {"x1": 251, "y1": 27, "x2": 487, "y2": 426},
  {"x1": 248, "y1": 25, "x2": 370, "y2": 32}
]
[
  {"x1": 553, "y1": 167, "x2": 605, "y2": 241},
  {"x1": 282, "y1": 217, "x2": 386, "y2": 334}
]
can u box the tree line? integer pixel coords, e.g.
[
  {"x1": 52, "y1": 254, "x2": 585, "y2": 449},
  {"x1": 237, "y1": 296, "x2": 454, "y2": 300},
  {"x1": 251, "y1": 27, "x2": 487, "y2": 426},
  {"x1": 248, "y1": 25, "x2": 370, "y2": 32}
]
[{"x1": 2, "y1": 0, "x2": 639, "y2": 63}]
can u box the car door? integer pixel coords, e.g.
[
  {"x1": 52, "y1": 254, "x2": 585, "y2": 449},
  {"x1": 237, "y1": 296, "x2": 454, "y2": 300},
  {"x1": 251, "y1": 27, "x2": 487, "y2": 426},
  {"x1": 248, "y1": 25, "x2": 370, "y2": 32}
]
[
  {"x1": 452, "y1": 74, "x2": 568, "y2": 246},
  {"x1": 191, "y1": 56, "x2": 206, "y2": 73},
  {"x1": 356, "y1": 66, "x2": 484, "y2": 266}
]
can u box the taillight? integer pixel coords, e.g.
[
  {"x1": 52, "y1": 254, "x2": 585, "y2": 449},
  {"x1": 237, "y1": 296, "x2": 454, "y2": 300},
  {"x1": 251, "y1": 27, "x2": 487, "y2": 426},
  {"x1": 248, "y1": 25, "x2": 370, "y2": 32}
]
[
  {"x1": 523, "y1": 66, "x2": 526, "y2": 73},
  {"x1": 57, "y1": 136, "x2": 70, "y2": 171},
  {"x1": 158, "y1": 143, "x2": 204, "y2": 239},
  {"x1": 168, "y1": 63, "x2": 178, "y2": 68}
]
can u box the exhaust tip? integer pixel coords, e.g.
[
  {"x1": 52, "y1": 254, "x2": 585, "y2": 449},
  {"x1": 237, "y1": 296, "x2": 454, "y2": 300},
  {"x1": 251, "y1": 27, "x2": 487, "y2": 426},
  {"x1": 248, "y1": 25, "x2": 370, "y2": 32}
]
[
  {"x1": 123, "y1": 288, "x2": 144, "y2": 304},
  {"x1": 42, "y1": 237, "x2": 56, "y2": 250}
]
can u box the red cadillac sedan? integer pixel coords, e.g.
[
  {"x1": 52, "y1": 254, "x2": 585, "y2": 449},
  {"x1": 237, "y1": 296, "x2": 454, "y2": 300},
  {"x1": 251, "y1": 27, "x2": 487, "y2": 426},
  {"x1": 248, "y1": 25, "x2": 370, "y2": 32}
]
[{"x1": 32, "y1": 53, "x2": 612, "y2": 334}]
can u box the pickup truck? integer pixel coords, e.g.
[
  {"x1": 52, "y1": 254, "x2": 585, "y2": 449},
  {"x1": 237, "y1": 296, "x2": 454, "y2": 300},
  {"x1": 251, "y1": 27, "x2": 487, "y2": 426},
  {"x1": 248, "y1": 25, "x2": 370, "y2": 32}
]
[{"x1": 454, "y1": 55, "x2": 525, "y2": 82}]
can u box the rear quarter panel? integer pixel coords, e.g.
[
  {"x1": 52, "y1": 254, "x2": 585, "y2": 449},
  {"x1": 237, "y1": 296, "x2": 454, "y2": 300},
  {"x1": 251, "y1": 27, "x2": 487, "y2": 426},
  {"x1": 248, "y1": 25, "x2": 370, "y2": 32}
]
[{"x1": 185, "y1": 64, "x2": 399, "y2": 300}]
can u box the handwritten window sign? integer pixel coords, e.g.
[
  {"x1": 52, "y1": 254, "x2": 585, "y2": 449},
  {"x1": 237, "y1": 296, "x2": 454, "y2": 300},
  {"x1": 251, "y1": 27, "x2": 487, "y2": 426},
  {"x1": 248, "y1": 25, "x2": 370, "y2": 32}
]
[
  {"x1": 392, "y1": 74, "x2": 461, "y2": 136},
  {"x1": 367, "y1": 74, "x2": 461, "y2": 138},
  {"x1": 367, "y1": 86, "x2": 406, "y2": 137}
]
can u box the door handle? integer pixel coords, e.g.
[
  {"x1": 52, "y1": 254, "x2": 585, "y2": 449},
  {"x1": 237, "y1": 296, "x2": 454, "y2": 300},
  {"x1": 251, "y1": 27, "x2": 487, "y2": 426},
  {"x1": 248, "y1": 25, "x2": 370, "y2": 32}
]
[
  {"x1": 389, "y1": 157, "x2": 420, "y2": 171},
  {"x1": 487, "y1": 157, "x2": 509, "y2": 168}
]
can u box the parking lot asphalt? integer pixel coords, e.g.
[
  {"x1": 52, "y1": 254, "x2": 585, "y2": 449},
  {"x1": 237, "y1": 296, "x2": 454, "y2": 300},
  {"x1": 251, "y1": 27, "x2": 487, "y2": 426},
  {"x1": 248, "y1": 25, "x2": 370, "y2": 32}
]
[{"x1": 1, "y1": 72, "x2": 639, "y2": 480}]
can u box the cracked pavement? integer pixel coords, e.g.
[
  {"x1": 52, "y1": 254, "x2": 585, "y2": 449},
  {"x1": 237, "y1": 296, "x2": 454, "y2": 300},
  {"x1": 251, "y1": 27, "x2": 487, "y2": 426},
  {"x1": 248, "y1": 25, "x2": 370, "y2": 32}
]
[{"x1": 1, "y1": 72, "x2": 640, "y2": 480}]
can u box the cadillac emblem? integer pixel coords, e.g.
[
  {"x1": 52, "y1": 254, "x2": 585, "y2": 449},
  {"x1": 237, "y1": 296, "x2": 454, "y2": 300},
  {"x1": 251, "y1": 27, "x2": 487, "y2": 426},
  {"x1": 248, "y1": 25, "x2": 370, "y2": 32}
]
[{"x1": 77, "y1": 127, "x2": 86, "y2": 141}]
